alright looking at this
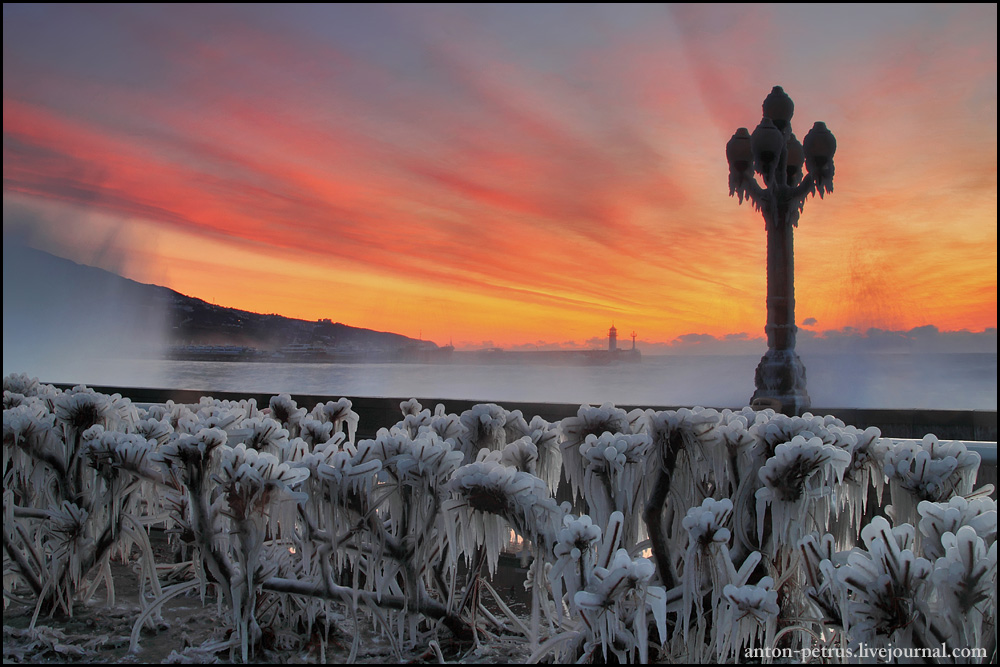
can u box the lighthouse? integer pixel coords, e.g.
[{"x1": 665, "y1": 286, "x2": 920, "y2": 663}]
[{"x1": 608, "y1": 324, "x2": 618, "y2": 352}]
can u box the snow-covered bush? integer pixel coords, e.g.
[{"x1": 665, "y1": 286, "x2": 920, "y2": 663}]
[{"x1": 3, "y1": 375, "x2": 995, "y2": 664}]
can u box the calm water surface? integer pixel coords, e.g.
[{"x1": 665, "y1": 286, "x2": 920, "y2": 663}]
[{"x1": 29, "y1": 353, "x2": 997, "y2": 411}]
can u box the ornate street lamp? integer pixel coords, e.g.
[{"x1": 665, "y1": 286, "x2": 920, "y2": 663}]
[{"x1": 727, "y1": 86, "x2": 836, "y2": 415}]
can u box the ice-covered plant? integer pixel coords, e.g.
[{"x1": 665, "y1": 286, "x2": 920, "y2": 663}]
[
  {"x1": 3, "y1": 381, "x2": 168, "y2": 617},
  {"x1": 235, "y1": 416, "x2": 289, "y2": 455},
  {"x1": 755, "y1": 435, "x2": 851, "y2": 549},
  {"x1": 175, "y1": 400, "x2": 241, "y2": 435},
  {"x1": 576, "y1": 431, "x2": 652, "y2": 549},
  {"x1": 798, "y1": 532, "x2": 845, "y2": 628},
  {"x1": 679, "y1": 498, "x2": 735, "y2": 648},
  {"x1": 560, "y1": 403, "x2": 638, "y2": 499},
  {"x1": 566, "y1": 512, "x2": 669, "y2": 664},
  {"x1": 456, "y1": 403, "x2": 509, "y2": 462},
  {"x1": 932, "y1": 525, "x2": 997, "y2": 650},
  {"x1": 4, "y1": 401, "x2": 62, "y2": 508},
  {"x1": 549, "y1": 514, "x2": 604, "y2": 620},
  {"x1": 917, "y1": 494, "x2": 997, "y2": 560},
  {"x1": 309, "y1": 398, "x2": 359, "y2": 444},
  {"x1": 639, "y1": 407, "x2": 722, "y2": 589},
  {"x1": 393, "y1": 400, "x2": 465, "y2": 443},
  {"x1": 267, "y1": 393, "x2": 306, "y2": 438},
  {"x1": 368, "y1": 428, "x2": 464, "y2": 577},
  {"x1": 292, "y1": 433, "x2": 381, "y2": 576},
  {"x1": 298, "y1": 417, "x2": 334, "y2": 447},
  {"x1": 499, "y1": 436, "x2": 539, "y2": 474},
  {"x1": 446, "y1": 450, "x2": 564, "y2": 576},
  {"x1": 212, "y1": 443, "x2": 309, "y2": 662},
  {"x1": 716, "y1": 578, "x2": 779, "y2": 662},
  {"x1": 837, "y1": 517, "x2": 937, "y2": 650},
  {"x1": 883, "y1": 435, "x2": 981, "y2": 528},
  {"x1": 833, "y1": 426, "x2": 888, "y2": 546},
  {"x1": 4, "y1": 373, "x2": 41, "y2": 398},
  {"x1": 4, "y1": 379, "x2": 995, "y2": 664},
  {"x1": 514, "y1": 415, "x2": 563, "y2": 495}
]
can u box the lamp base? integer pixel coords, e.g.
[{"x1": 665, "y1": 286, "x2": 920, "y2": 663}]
[{"x1": 751, "y1": 349, "x2": 810, "y2": 416}]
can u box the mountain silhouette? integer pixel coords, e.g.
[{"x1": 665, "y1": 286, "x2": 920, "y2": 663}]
[{"x1": 3, "y1": 243, "x2": 433, "y2": 368}]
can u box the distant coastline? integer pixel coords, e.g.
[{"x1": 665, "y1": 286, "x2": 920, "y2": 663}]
[{"x1": 167, "y1": 344, "x2": 642, "y2": 366}]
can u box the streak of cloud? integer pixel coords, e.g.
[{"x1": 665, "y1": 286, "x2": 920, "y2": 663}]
[{"x1": 2, "y1": 4, "x2": 995, "y2": 347}]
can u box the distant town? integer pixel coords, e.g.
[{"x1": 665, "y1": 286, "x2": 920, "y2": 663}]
[{"x1": 169, "y1": 324, "x2": 641, "y2": 366}]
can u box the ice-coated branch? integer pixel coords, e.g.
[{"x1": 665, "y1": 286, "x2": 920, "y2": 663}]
[{"x1": 261, "y1": 576, "x2": 473, "y2": 640}]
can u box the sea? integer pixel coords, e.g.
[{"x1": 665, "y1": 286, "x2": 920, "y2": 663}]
[{"x1": 21, "y1": 352, "x2": 997, "y2": 412}]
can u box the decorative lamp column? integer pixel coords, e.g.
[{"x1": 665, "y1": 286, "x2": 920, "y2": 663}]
[{"x1": 727, "y1": 86, "x2": 836, "y2": 415}]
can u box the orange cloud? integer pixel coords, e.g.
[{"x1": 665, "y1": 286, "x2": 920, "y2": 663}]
[{"x1": 3, "y1": 5, "x2": 995, "y2": 349}]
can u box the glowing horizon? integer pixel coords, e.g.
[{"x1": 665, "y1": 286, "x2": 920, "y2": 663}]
[{"x1": 3, "y1": 4, "x2": 996, "y2": 350}]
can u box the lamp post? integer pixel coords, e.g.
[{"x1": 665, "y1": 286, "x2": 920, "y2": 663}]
[{"x1": 727, "y1": 86, "x2": 836, "y2": 416}]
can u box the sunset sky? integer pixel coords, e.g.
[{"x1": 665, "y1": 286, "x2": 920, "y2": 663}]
[{"x1": 3, "y1": 4, "x2": 996, "y2": 350}]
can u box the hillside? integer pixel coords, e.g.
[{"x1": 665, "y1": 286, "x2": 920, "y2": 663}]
[{"x1": 2, "y1": 243, "x2": 433, "y2": 364}]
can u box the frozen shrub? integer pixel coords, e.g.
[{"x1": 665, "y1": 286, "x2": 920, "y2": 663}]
[{"x1": 2, "y1": 381, "x2": 995, "y2": 664}]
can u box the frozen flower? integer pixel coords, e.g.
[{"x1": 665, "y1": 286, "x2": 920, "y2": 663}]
[
  {"x1": 931, "y1": 525, "x2": 997, "y2": 648},
  {"x1": 561, "y1": 403, "x2": 631, "y2": 447},
  {"x1": 176, "y1": 403, "x2": 241, "y2": 435},
  {"x1": 917, "y1": 495, "x2": 996, "y2": 560},
  {"x1": 680, "y1": 498, "x2": 735, "y2": 646},
  {"x1": 215, "y1": 443, "x2": 309, "y2": 528},
  {"x1": 883, "y1": 435, "x2": 982, "y2": 525},
  {"x1": 575, "y1": 431, "x2": 652, "y2": 548},
  {"x1": 4, "y1": 373, "x2": 40, "y2": 397},
  {"x1": 299, "y1": 418, "x2": 334, "y2": 446},
  {"x1": 267, "y1": 394, "x2": 306, "y2": 434},
  {"x1": 833, "y1": 427, "x2": 889, "y2": 544},
  {"x1": 457, "y1": 404, "x2": 509, "y2": 462},
  {"x1": 4, "y1": 401, "x2": 57, "y2": 451},
  {"x1": 755, "y1": 435, "x2": 850, "y2": 547},
  {"x1": 394, "y1": 431, "x2": 464, "y2": 487},
  {"x1": 3, "y1": 391, "x2": 27, "y2": 410},
  {"x1": 750, "y1": 412, "x2": 847, "y2": 461},
  {"x1": 683, "y1": 497, "x2": 733, "y2": 548},
  {"x1": 549, "y1": 514, "x2": 603, "y2": 615},
  {"x1": 54, "y1": 387, "x2": 112, "y2": 435},
  {"x1": 309, "y1": 442, "x2": 381, "y2": 499},
  {"x1": 396, "y1": 409, "x2": 433, "y2": 439},
  {"x1": 573, "y1": 539, "x2": 664, "y2": 664},
  {"x1": 424, "y1": 411, "x2": 465, "y2": 443},
  {"x1": 131, "y1": 417, "x2": 173, "y2": 446},
  {"x1": 237, "y1": 417, "x2": 289, "y2": 453},
  {"x1": 576, "y1": 548, "x2": 656, "y2": 610},
  {"x1": 838, "y1": 516, "x2": 933, "y2": 647},
  {"x1": 553, "y1": 514, "x2": 603, "y2": 563},
  {"x1": 156, "y1": 428, "x2": 228, "y2": 481},
  {"x1": 717, "y1": 579, "x2": 779, "y2": 662},
  {"x1": 446, "y1": 457, "x2": 563, "y2": 575},
  {"x1": 292, "y1": 437, "x2": 381, "y2": 554},
  {"x1": 310, "y1": 398, "x2": 359, "y2": 444},
  {"x1": 399, "y1": 398, "x2": 423, "y2": 417},
  {"x1": 515, "y1": 416, "x2": 563, "y2": 495},
  {"x1": 799, "y1": 533, "x2": 846, "y2": 626},
  {"x1": 500, "y1": 436, "x2": 538, "y2": 474},
  {"x1": 644, "y1": 407, "x2": 722, "y2": 506},
  {"x1": 46, "y1": 500, "x2": 94, "y2": 591},
  {"x1": 357, "y1": 427, "x2": 411, "y2": 473}
]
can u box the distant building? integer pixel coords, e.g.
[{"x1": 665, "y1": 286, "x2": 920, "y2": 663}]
[{"x1": 608, "y1": 324, "x2": 618, "y2": 352}]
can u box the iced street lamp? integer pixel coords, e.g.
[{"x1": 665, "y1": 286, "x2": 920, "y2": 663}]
[{"x1": 727, "y1": 86, "x2": 836, "y2": 416}]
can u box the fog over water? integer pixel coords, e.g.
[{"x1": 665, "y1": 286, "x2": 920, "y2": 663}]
[
  {"x1": 3, "y1": 239, "x2": 995, "y2": 412},
  {"x1": 8, "y1": 353, "x2": 995, "y2": 412}
]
